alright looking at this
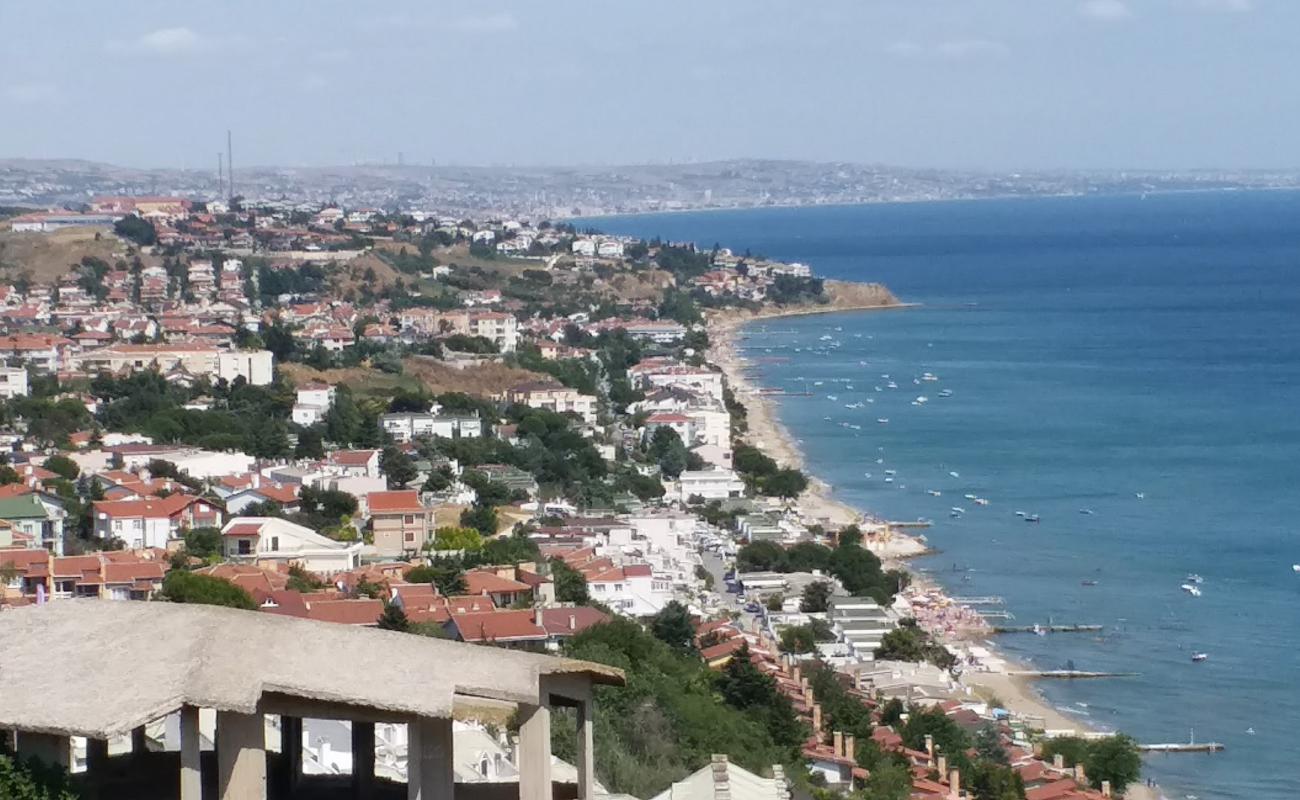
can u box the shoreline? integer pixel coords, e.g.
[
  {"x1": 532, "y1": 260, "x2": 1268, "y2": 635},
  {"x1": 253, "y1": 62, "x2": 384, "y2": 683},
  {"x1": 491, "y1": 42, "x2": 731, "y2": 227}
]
[{"x1": 706, "y1": 301, "x2": 1167, "y2": 800}]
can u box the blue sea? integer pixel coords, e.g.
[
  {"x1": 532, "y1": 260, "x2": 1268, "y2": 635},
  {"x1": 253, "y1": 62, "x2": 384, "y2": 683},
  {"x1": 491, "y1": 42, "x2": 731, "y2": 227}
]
[{"x1": 585, "y1": 192, "x2": 1300, "y2": 800}]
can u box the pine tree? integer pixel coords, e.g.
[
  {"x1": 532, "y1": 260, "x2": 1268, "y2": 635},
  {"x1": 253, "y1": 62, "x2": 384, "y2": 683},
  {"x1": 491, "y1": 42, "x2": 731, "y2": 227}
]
[{"x1": 377, "y1": 601, "x2": 410, "y2": 632}]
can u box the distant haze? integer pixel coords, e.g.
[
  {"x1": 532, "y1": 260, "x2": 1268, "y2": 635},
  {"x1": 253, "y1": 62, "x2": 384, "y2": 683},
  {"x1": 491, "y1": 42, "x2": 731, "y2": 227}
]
[{"x1": 1, "y1": 0, "x2": 1295, "y2": 171}]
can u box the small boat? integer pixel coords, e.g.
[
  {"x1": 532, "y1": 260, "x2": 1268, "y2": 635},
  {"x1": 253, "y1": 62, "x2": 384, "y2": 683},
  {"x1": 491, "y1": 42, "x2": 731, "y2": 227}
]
[
  {"x1": 938, "y1": 389, "x2": 953, "y2": 398},
  {"x1": 1015, "y1": 510, "x2": 1026, "y2": 517},
  {"x1": 1081, "y1": 580, "x2": 1099, "y2": 587},
  {"x1": 1135, "y1": 492, "x2": 1146, "y2": 499},
  {"x1": 964, "y1": 493, "x2": 977, "y2": 500},
  {"x1": 887, "y1": 381, "x2": 898, "y2": 389},
  {"x1": 884, "y1": 477, "x2": 894, "y2": 483},
  {"x1": 1079, "y1": 508, "x2": 1095, "y2": 515},
  {"x1": 863, "y1": 472, "x2": 872, "y2": 479},
  {"x1": 949, "y1": 471, "x2": 960, "y2": 478},
  {"x1": 827, "y1": 395, "x2": 838, "y2": 401},
  {"x1": 951, "y1": 507, "x2": 966, "y2": 515},
  {"x1": 884, "y1": 469, "x2": 897, "y2": 476},
  {"x1": 1180, "y1": 584, "x2": 1202, "y2": 597},
  {"x1": 1025, "y1": 514, "x2": 1041, "y2": 523},
  {"x1": 922, "y1": 373, "x2": 939, "y2": 382},
  {"x1": 974, "y1": 498, "x2": 990, "y2": 506},
  {"x1": 927, "y1": 489, "x2": 942, "y2": 497},
  {"x1": 1246, "y1": 727, "x2": 1255, "y2": 735},
  {"x1": 914, "y1": 396, "x2": 929, "y2": 404},
  {"x1": 1185, "y1": 574, "x2": 1203, "y2": 584},
  {"x1": 1191, "y1": 653, "x2": 1208, "y2": 663},
  {"x1": 877, "y1": 418, "x2": 889, "y2": 424}
]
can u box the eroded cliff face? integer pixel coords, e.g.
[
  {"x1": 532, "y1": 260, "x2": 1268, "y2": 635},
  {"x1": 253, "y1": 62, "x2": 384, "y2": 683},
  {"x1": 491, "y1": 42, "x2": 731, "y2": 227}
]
[{"x1": 822, "y1": 279, "x2": 901, "y2": 309}]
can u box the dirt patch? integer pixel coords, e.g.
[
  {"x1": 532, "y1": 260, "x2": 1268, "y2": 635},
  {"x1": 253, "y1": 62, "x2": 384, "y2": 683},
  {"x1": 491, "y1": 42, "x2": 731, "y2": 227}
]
[
  {"x1": 0, "y1": 227, "x2": 149, "y2": 286},
  {"x1": 279, "y1": 357, "x2": 546, "y2": 400},
  {"x1": 326, "y1": 251, "x2": 403, "y2": 297},
  {"x1": 401, "y1": 356, "x2": 545, "y2": 397}
]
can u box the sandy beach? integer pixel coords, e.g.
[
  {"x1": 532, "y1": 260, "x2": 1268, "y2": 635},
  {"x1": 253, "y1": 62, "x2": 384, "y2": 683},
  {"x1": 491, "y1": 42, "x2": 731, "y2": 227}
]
[{"x1": 707, "y1": 303, "x2": 1168, "y2": 800}]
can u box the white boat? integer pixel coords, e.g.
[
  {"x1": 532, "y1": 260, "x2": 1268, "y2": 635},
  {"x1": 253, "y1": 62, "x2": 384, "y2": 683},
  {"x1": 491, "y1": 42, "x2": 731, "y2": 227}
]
[
  {"x1": 948, "y1": 471, "x2": 960, "y2": 478},
  {"x1": 863, "y1": 472, "x2": 872, "y2": 479},
  {"x1": 827, "y1": 395, "x2": 838, "y2": 401},
  {"x1": 938, "y1": 389, "x2": 953, "y2": 398},
  {"x1": 922, "y1": 373, "x2": 939, "y2": 382},
  {"x1": 951, "y1": 507, "x2": 966, "y2": 515},
  {"x1": 975, "y1": 498, "x2": 990, "y2": 506},
  {"x1": 915, "y1": 396, "x2": 929, "y2": 404},
  {"x1": 1079, "y1": 508, "x2": 1095, "y2": 515},
  {"x1": 1191, "y1": 653, "x2": 1208, "y2": 662},
  {"x1": 887, "y1": 381, "x2": 899, "y2": 389},
  {"x1": 877, "y1": 418, "x2": 889, "y2": 424},
  {"x1": 1135, "y1": 492, "x2": 1146, "y2": 499},
  {"x1": 964, "y1": 493, "x2": 977, "y2": 500},
  {"x1": 1015, "y1": 511, "x2": 1026, "y2": 517},
  {"x1": 1180, "y1": 584, "x2": 1202, "y2": 597},
  {"x1": 884, "y1": 477, "x2": 894, "y2": 483},
  {"x1": 884, "y1": 469, "x2": 897, "y2": 476},
  {"x1": 1292, "y1": 564, "x2": 1300, "y2": 573},
  {"x1": 1185, "y1": 574, "x2": 1203, "y2": 584},
  {"x1": 927, "y1": 489, "x2": 942, "y2": 497}
]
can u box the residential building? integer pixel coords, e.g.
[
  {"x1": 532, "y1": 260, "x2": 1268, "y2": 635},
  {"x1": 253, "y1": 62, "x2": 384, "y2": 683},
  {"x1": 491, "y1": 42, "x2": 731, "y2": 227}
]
[
  {"x1": 367, "y1": 490, "x2": 436, "y2": 555},
  {"x1": 291, "y1": 383, "x2": 335, "y2": 426},
  {"x1": 327, "y1": 450, "x2": 381, "y2": 479},
  {"x1": 380, "y1": 412, "x2": 483, "y2": 443},
  {"x1": 0, "y1": 495, "x2": 65, "y2": 555},
  {"x1": 445, "y1": 608, "x2": 548, "y2": 649},
  {"x1": 0, "y1": 366, "x2": 29, "y2": 399},
  {"x1": 220, "y1": 517, "x2": 362, "y2": 573},
  {"x1": 92, "y1": 494, "x2": 223, "y2": 550},
  {"x1": 500, "y1": 381, "x2": 597, "y2": 424},
  {"x1": 677, "y1": 469, "x2": 746, "y2": 501},
  {"x1": 649, "y1": 755, "x2": 792, "y2": 800},
  {"x1": 74, "y1": 344, "x2": 274, "y2": 386}
]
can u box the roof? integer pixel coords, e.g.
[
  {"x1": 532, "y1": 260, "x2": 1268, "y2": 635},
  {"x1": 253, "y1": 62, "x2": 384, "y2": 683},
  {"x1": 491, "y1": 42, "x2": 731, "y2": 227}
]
[
  {"x1": 450, "y1": 610, "x2": 548, "y2": 642},
  {"x1": 0, "y1": 495, "x2": 50, "y2": 520},
  {"x1": 368, "y1": 490, "x2": 424, "y2": 514},
  {"x1": 464, "y1": 570, "x2": 532, "y2": 595},
  {"x1": 537, "y1": 607, "x2": 610, "y2": 636},
  {"x1": 92, "y1": 494, "x2": 204, "y2": 519},
  {"x1": 0, "y1": 601, "x2": 624, "y2": 739}
]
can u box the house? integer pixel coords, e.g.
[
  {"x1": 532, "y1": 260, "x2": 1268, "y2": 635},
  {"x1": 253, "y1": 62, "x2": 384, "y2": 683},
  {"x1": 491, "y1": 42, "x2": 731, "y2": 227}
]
[
  {"x1": 445, "y1": 609, "x2": 548, "y2": 649},
  {"x1": 580, "y1": 562, "x2": 671, "y2": 616},
  {"x1": 291, "y1": 383, "x2": 335, "y2": 426},
  {"x1": 644, "y1": 413, "x2": 695, "y2": 445},
  {"x1": 220, "y1": 517, "x2": 362, "y2": 573},
  {"x1": 380, "y1": 412, "x2": 483, "y2": 443},
  {"x1": 0, "y1": 366, "x2": 29, "y2": 399},
  {"x1": 223, "y1": 480, "x2": 301, "y2": 515},
  {"x1": 367, "y1": 490, "x2": 436, "y2": 555},
  {"x1": 92, "y1": 494, "x2": 223, "y2": 549},
  {"x1": 0, "y1": 334, "x2": 73, "y2": 372},
  {"x1": 0, "y1": 495, "x2": 66, "y2": 555},
  {"x1": 677, "y1": 469, "x2": 746, "y2": 501},
  {"x1": 537, "y1": 607, "x2": 610, "y2": 652},
  {"x1": 649, "y1": 755, "x2": 792, "y2": 800},
  {"x1": 463, "y1": 569, "x2": 533, "y2": 607},
  {"x1": 328, "y1": 450, "x2": 381, "y2": 479},
  {"x1": 499, "y1": 381, "x2": 597, "y2": 424}
]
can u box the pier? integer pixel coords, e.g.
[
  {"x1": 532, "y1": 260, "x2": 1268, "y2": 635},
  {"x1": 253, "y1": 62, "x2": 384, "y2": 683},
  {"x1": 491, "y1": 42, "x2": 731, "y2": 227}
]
[
  {"x1": 953, "y1": 596, "x2": 1006, "y2": 606},
  {"x1": 889, "y1": 520, "x2": 933, "y2": 529},
  {"x1": 1008, "y1": 670, "x2": 1138, "y2": 679},
  {"x1": 994, "y1": 624, "x2": 1103, "y2": 634},
  {"x1": 1139, "y1": 742, "x2": 1225, "y2": 753}
]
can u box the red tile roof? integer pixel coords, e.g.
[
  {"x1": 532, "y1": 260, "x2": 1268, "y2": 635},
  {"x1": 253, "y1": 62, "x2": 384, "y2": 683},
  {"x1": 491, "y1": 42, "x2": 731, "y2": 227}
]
[
  {"x1": 449, "y1": 609, "x2": 547, "y2": 642},
  {"x1": 463, "y1": 570, "x2": 531, "y2": 595},
  {"x1": 367, "y1": 490, "x2": 424, "y2": 514}
]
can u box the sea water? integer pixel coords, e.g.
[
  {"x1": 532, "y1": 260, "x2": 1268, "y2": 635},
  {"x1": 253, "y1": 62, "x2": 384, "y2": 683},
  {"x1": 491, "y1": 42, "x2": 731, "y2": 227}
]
[{"x1": 586, "y1": 192, "x2": 1300, "y2": 800}]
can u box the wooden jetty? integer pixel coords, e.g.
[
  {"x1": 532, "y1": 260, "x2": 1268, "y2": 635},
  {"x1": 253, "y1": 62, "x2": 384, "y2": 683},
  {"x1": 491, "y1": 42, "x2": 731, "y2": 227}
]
[
  {"x1": 993, "y1": 624, "x2": 1103, "y2": 634},
  {"x1": 1139, "y1": 742, "x2": 1224, "y2": 753},
  {"x1": 953, "y1": 596, "x2": 1006, "y2": 606},
  {"x1": 1008, "y1": 670, "x2": 1138, "y2": 679}
]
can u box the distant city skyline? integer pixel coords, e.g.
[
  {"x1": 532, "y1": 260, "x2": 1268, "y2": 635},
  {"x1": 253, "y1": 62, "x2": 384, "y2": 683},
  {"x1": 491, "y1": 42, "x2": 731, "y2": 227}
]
[{"x1": 2, "y1": 0, "x2": 1295, "y2": 171}]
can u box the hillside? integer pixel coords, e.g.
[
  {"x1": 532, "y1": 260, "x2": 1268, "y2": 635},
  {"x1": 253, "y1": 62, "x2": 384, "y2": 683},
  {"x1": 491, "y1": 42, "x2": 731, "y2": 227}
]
[
  {"x1": 0, "y1": 227, "x2": 144, "y2": 286},
  {"x1": 280, "y1": 357, "x2": 546, "y2": 399}
]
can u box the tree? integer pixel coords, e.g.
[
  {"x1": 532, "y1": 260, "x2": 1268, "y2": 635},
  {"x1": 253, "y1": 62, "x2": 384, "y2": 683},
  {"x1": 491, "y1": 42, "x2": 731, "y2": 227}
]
[
  {"x1": 859, "y1": 762, "x2": 912, "y2": 800},
  {"x1": 286, "y1": 564, "x2": 324, "y2": 593},
  {"x1": 779, "y1": 625, "x2": 816, "y2": 654},
  {"x1": 0, "y1": 749, "x2": 79, "y2": 800},
  {"x1": 114, "y1": 215, "x2": 157, "y2": 246},
  {"x1": 159, "y1": 571, "x2": 257, "y2": 610},
  {"x1": 550, "y1": 557, "x2": 589, "y2": 604},
  {"x1": 714, "y1": 642, "x2": 803, "y2": 748},
  {"x1": 460, "y1": 504, "x2": 498, "y2": 536},
  {"x1": 408, "y1": 559, "x2": 467, "y2": 595},
  {"x1": 432, "y1": 526, "x2": 483, "y2": 552},
  {"x1": 975, "y1": 723, "x2": 1010, "y2": 765},
  {"x1": 969, "y1": 761, "x2": 1026, "y2": 800},
  {"x1": 377, "y1": 601, "x2": 411, "y2": 632},
  {"x1": 800, "y1": 580, "x2": 832, "y2": 613},
  {"x1": 875, "y1": 619, "x2": 956, "y2": 670},
  {"x1": 295, "y1": 428, "x2": 325, "y2": 459},
  {"x1": 380, "y1": 445, "x2": 418, "y2": 489},
  {"x1": 182, "y1": 527, "x2": 223, "y2": 561},
  {"x1": 764, "y1": 468, "x2": 808, "y2": 499},
  {"x1": 649, "y1": 600, "x2": 695, "y2": 651},
  {"x1": 41, "y1": 454, "x2": 80, "y2": 481},
  {"x1": 1042, "y1": 735, "x2": 1141, "y2": 794}
]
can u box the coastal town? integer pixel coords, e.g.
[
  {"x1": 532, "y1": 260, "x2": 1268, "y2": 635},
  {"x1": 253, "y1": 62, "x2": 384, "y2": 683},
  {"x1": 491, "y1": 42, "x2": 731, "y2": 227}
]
[{"x1": 0, "y1": 196, "x2": 1148, "y2": 800}]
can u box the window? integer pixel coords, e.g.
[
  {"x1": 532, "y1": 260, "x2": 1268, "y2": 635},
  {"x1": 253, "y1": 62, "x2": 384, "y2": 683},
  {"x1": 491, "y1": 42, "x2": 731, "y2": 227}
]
[
  {"x1": 270, "y1": 536, "x2": 279, "y2": 552},
  {"x1": 404, "y1": 515, "x2": 416, "y2": 525},
  {"x1": 237, "y1": 539, "x2": 251, "y2": 555},
  {"x1": 405, "y1": 532, "x2": 415, "y2": 542}
]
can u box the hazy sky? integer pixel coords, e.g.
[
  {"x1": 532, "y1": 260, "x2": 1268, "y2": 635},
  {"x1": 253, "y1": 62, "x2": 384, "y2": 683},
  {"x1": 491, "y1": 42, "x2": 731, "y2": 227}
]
[{"x1": 2, "y1": 0, "x2": 1294, "y2": 170}]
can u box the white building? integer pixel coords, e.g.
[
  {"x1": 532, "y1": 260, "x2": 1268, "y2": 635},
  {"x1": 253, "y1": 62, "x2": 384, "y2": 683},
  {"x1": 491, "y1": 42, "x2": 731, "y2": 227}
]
[
  {"x1": 292, "y1": 383, "x2": 335, "y2": 426},
  {"x1": 500, "y1": 382, "x2": 597, "y2": 424},
  {"x1": 0, "y1": 367, "x2": 29, "y2": 399},
  {"x1": 380, "y1": 412, "x2": 483, "y2": 443},
  {"x1": 220, "y1": 517, "x2": 362, "y2": 574},
  {"x1": 677, "y1": 469, "x2": 746, "y2": 502}
]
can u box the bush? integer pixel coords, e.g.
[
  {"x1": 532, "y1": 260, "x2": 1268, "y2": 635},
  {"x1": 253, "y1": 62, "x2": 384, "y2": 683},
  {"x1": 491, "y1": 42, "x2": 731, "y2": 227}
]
[{"x1": 159, "y1": 570, "x2": 257, "y2": 610}]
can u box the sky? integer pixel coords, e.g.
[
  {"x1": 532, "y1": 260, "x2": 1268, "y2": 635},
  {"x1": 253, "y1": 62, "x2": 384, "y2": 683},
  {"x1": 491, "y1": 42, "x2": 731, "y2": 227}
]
[{"x1": 1, "y1": 0, "x2": 1295, "y2": 171}]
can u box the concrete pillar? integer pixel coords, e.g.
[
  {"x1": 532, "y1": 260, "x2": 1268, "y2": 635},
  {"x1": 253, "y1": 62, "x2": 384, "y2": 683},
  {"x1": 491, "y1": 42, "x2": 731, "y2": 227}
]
[
  {"x1": 85, "y1": 737, "x2": 111, "y2": 800},
  {"x1": 279, "y1": 716, "x2": 303, "y2": 796},
  {"x1": 407, "y1": 717, "x2": 454, "y2": 800},
  {"x1": 180, "y1": 706, "x2": 202, "y2": 800},
  {"x1": 131, "y1": 725, "x2": 148, "y2": 755},
  {"x1": 17, "y1": 731, "x2": 70, "y2": 769},
  {"x1": 216, "y1": 710, "x2": 266, "y2": 800},
  {"x1": 352, "y1": 721, "x2": 376, "y2": 800},
  {"x1": 576, "y1": 699, "x2": 595, "y2": 800},
  {"x1": 518, "y1": 702, "x2": 552, "y2": 800}
]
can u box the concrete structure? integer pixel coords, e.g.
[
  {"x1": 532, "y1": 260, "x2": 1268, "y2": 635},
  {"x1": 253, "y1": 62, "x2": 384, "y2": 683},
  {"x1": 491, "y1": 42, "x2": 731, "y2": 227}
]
[
  {"x1": 291, "y1": 383, "x2": 334, "y2": 426},
  {"x1": 0, "y1": 366, "x2": 29, "y2": 399},
  {"x1": 0, "y1": 601, "x2": 621, "y2": 800},
  {"x1": 74, "y1": 344, "x2": 274, "y2": 386},
  {"x1": 381, "y1": 412, "x2": 483, "y2": 443},
  {"x1": 368, "y1": 490, "x2": 441, "y2": 555},
  {"x1": 221, "y1": 517, "x2": 363, "y2": 573},
  {"x1": 650, "y1": 755, "x2": 791, "y2": 800},
  {"x1": 500, "y1": 382, "x2": 597, "y2": 424},
  {"x1": 677, "y1": 469, "x2": 746, "y2": 502}
]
